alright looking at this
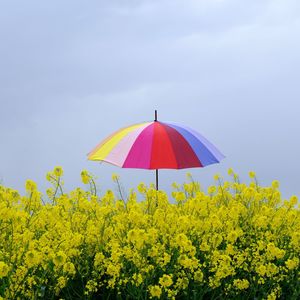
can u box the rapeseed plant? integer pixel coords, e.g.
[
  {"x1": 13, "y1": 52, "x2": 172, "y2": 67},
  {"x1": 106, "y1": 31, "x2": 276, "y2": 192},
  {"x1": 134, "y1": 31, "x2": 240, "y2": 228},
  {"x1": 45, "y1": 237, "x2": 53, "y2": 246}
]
[{"x1": 0, "y1": 167, "x2": 299, "y2": 299}]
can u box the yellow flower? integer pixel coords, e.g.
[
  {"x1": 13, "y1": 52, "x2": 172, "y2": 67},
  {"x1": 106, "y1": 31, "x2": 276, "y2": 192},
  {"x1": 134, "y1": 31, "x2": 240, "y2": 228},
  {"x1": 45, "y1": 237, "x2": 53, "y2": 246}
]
[
  {"x1": 149, "y1": 285, "x2": 162, "y2": 298},
  {"x1": 81, "y1": 170, "x2": 90, "y2": 184},
  {"x1": 175, "y1": 276, "x2": 189, "y2": 289},
  {"x1": 213, "y1": 174, "x2": 220, "y2": 181},
  {"x1": 132, "y1": 273, "x2": 143, "y2": 286},
  {"x1": 186, "y1": 172, "x2": 192, "y2": 180},
  {"x1": 208, "y1": 186, "x2": 216, "y2": 194},
  {"x1": 171, "y1": 182, "x2": 179, "y2": 190},
  {"x1": 25, "y1": 250, "x2": 41, "y2": 267},
  {"x1": 46, "y1": 172, "x2": 52, "y2": 181},
  {"x1": 56, "y1": 276, "x2": 67, "y2": 290},
  {"x1": 137, "y1": 182, "x2": 147, "y2": 193},
  {"x1": 162, "y1": 252, "x2": 171, "y2": 266},
  {"x1": 0, "y1": 261, "x2": 9, "y2": 278},
  {"x1": 53, "y1": 166, "x2": 63, "y2": 177},
  {"x1": 256, "y1": 265, "x2": 267, "y2": 276},
  {"x1": 111, "y1": 173, "x2": 119, "y2": 182},
  {"x1": 227, "y1": 230, "x2": 239, "y2": 243},
  {"x1": 159, "y1": 274, "x2": 173, "y2": 288},
  {"x1": 249, "y1": 171, "x2": 256, "y2": 178},
  {"x1": 274, "y1": 248, "x2": 285, "y2": 260},
  {"x1": 25, "y1": 179, "x2": 37, "y2": 192},
  {"x1": 272, "y1": 180, "x2": 279, "y2": 189},
  {"x1": 228, "y1": 168, "x2": 234, "y2": 176},
  {"x1": 289, "y1": 195, "x2": 298, "y2": 206},
  {"x1": 53, "y1": 251, "x2": 67, "y2": 267},
  {"x1": 200, "y1": 241, "x2": 210, "y2": 252},
  {"x1": 174, "y1": 191, "x2": 185, "y2": 202},
  {"x1": 106, "y1": 263, "x2": 121, "y2": 277},
  {"x1": 285, "y1": 258, "x2": 299, "y2": 270},
  {"x1": 85, "y1": 280, "x2": 98, "y2": 293},
  {"x1": 226, "y1": 244, "x2": 235, "y2": 255},
  {"x1": 267, "y1": 291, "x2": 277, "y2": 300},
  {"x1": 194, "y1": 270, "x2": 204, "y2": 282},
  {"x1": 233, "y1": 279, "x2": 249, "y2": 290},
  {"x1": 266, "y1": 263, "x2": 278, "y2": 277},
  {"x1": 63, "y1": 262, "x2": 76, "y2": 276}
]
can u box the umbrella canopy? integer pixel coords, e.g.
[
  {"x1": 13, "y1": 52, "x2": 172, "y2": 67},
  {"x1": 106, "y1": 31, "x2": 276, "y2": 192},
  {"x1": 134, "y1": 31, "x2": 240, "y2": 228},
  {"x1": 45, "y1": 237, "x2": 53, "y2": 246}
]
[{"x1": 88, "y1": 121, "x2": 224, "y2": 170}]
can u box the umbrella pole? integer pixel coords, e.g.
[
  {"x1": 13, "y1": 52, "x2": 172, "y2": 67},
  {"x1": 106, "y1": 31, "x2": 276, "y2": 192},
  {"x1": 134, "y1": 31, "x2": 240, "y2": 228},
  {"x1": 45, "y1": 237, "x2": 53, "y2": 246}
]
[{"x1": 154, "y1": 109, "x2": 158, "y2": 191}]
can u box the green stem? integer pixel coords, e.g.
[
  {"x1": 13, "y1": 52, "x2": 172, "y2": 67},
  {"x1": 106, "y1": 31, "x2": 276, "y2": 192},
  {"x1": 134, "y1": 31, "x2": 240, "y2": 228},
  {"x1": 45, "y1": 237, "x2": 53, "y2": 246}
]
[{"x1": 90, "y1": 177, "x2": 97, "y2": 196}]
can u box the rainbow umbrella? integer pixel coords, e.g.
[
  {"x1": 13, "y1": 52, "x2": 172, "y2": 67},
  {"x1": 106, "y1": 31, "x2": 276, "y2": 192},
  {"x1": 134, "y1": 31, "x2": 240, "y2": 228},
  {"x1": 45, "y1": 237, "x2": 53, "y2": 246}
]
[{"x1": 88, "y1": 111, "x2": 224, "y2": 189}]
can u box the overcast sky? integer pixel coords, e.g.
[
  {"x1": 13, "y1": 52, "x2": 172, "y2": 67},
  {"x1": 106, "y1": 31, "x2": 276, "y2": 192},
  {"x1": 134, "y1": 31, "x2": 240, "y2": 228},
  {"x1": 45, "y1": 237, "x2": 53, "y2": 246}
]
[{"x1": 0, "y1": 0, "x2": 299, "y2": 199}]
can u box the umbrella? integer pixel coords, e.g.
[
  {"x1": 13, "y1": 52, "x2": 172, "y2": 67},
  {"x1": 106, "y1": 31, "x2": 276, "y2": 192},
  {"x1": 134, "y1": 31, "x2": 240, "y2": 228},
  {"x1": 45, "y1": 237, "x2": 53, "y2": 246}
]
[{"x1": 88, "y1": 110, "x2": 224, "y2": 190}]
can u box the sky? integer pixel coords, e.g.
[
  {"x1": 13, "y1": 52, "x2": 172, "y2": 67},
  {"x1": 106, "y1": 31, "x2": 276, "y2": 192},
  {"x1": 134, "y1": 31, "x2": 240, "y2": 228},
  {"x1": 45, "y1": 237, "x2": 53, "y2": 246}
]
[{"x1": 0, "y1": 0, "x2": 300, "y2": 199}]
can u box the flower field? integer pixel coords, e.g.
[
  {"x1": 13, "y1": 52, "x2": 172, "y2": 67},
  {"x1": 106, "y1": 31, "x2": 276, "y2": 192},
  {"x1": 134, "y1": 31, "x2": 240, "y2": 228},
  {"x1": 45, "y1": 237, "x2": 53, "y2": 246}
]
[{"x1": 0, "y1": 168, "x2": 299, "y2": 300}]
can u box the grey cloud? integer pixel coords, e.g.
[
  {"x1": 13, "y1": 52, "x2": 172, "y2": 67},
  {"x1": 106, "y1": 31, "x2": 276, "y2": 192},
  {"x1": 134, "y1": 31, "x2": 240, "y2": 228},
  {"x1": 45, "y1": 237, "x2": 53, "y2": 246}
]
[{"x1": 0, "y1": 0, "x2": 299, "y2": 198}]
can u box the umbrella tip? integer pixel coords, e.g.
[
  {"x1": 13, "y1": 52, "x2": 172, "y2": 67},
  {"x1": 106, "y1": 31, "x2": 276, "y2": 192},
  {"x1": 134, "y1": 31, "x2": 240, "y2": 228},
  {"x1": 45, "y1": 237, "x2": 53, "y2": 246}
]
[{"x1": 154, "y1": 110, "x2": 157, "y2": 122}]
